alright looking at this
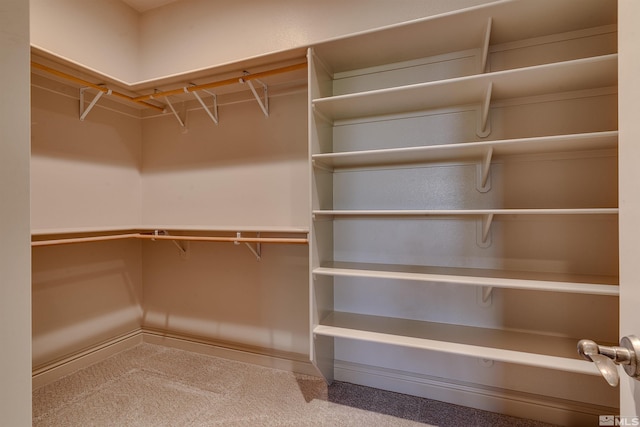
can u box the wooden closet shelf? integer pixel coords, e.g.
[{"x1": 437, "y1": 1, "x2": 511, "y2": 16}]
[
  {"x1": 314, "y1": 262, "x2": 618, "y2": 296},
  {"x1": 314, "y1": 311, "x2": 604, "y2": 376}
]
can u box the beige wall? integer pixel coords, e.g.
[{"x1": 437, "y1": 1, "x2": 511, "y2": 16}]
[
  {"x1": 30, "y1": 0, "x2": 495, "y2": 83},
  {"x1": 30, "y1": 0, "x2": 140, "y2": 83},
  {"x1": 32, "y1": 240, "x2": 143, "y2": 367},
  {"x1": 140, "y1": 90, "x2": 309, "y2": 355},
  {"x1": 0, "y1": 0, "x2": 32, "y2": 424},
  {"x1": 136, "y1": 0, "x2": 496, "y2": 82},
  {"x1": 30, "y1": 75, "x2": 309, "y2": 365},
  {"x1": 30, "y1": 75, "x2": 142, "y2": 231},
  {"x1": 141, "y1": 91, "x2": 308, "y2": 228},
  {"x1": 30, "y1": 75, "x2": 144, "y2": 367}
]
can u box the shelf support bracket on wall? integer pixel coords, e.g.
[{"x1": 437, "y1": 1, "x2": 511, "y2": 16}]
[
  {"x1": 477, "y1": 286, "x2": 493, "y2": 307},
  {"x1": 476, "y1": 147, "x2": 493, "y2": 193},
  {"x1": 240, "y1": 74, "x2": 269, "y2": 117},
  {"x1": 190, "y1": 86, "x2": 219, "y2": 125},
  {"x1": 476, "y1": 82, "x2": 492, "y2": 138},
  {"x1": 152, "y1": 230, "x2": 190, "y2": 259},
  {"x1": 480, "y1": 17, "x2": 492, "y2": 73},
  {"x1": 80, "y1": 87, "x2": 110, "y2": 121},
  {"x1": 164, "y1": 96, "x2": 186, "y2": 128},
  {"x1": 171, "y1": 239, "x2": 190, "y2": 259},
  {"x1": 235, "y1": 232, "x2": 262, "y2": 261},
  {"x1": 476, "y1": 213, "x2": 493, "y2": 248}
]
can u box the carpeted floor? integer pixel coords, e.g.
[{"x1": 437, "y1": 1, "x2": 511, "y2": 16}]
[{"x1": 32, "y1": 343, "x2": 555, "y2": 426}]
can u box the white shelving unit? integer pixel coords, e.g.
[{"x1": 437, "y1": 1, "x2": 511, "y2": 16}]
[{"x1": 308, "y1": 0, "x2": 619, "y2": 392}]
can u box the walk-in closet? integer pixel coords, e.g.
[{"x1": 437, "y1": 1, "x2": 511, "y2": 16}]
[{"x1": 2, "y1": 0, "x2": 640, "y2": 425}]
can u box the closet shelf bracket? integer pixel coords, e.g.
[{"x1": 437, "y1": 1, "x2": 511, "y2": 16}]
[
  {"x1": 476, "y1": 147, "x2": 493, "y2": 192},
  {"x1": 235, "y1": 232, "x2": 261, "y2": 261},
  {"x1": 240, "y1": 73, "x2": 269, "y2": 117},
  {"x1": 164, "y1": 95, "x2": 186, "y2": 128},
  {"x1": 80, "y1": 87, "x2": 111, "y2": 121},
  {"x1": 476, "y1": 81, "x2": 492, "y2": 137},
  {"x1": 152, "y1": 230, "x2": 190, "y2": 258},
  {"x1": 477, "y1": 286, "x2": 493, "y2": 307},
  {"x1": 190, "y1": 86, "x2": 219, "y2": 125},
  {"x1": 476, "y1": 213, "x2": 493, "y2": 248},
  {"x1": 480, "y1": 17, "x2": 492, "y2": 73}
]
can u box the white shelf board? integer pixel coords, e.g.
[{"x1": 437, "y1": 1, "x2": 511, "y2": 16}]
[
  {"x1": 314, "y1": 311, "x2": 602, "y2": 376},
  {"x1": 312, "y1": 131, "x2": 618, "y2": 170},
  {"x1": 312, "y1": 55, "x2": 617, "y2": 121},
  {"x1": 314, "y1": 262, "x2": 618, "y2": 296},
  {"x1": 313, "y1": 208, "x2": 618, "y2": 218},
  {"x1": 312, "y1": 0, "x2": 616, "y2": 74}
]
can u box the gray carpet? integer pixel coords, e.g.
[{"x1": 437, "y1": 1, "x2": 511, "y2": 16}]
[{"x1": 33, "y1": 343, "x2": 555, "y2": 426}]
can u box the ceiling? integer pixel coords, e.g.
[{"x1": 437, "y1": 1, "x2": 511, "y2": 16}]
[{"x1": 120, "y1": 0, "x2": 182, "y2": 13}]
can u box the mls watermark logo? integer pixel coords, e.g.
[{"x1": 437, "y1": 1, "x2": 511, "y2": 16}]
[
  {"x1": 600, "y1": 415, "x2": 640, "y2": 426},
  {"x1": 600, "y1": 416, "x2": 615, "y2": 426}
]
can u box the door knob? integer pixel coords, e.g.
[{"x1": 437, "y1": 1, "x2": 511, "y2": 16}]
[{"x1": 577, "y1": 335, "x2": 640, "y2": 386}]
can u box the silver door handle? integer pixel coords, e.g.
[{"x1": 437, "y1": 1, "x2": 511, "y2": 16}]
[{"x1": 577, "y1": 335, "x2": 640, "y2": 386}]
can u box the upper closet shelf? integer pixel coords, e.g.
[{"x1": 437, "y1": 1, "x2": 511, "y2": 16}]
[
  {"x1": 311, "y1": 55, "x2": 617, "y2": 122},
  {"x1": 312, "y1": 131, "x2": 618, "y2": 170}
]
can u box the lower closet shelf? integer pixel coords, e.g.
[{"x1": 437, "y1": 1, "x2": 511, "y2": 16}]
[
  {"x1": 313, "y1": 262, "x2": 618, "y2": 296},
  {"x1": 313, "y1": 311, "x2": 605, "y2": 376}
]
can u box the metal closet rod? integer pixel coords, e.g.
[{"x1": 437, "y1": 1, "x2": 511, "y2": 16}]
[
  {"x1": 31, "y1": 231, "x2": 309, "y2": 247},
  {"x1": 32, "y1": 61, "x2": 308, "y2": 110}
]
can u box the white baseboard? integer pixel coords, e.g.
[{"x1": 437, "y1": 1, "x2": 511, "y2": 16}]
[
  {"x1": 141, "y1": 329, "x2": 320, "y2": 378},
  {"x1": 334, "y1": 360, "x2": 616, "y2": 427},
  {"x1": 32, "y1": 329, "x2": 143, "y2": 389},
  {"x1": 32, "y1": 328, "x2": 320, "y2": 390}
]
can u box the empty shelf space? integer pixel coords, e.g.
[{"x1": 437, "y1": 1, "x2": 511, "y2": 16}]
[
  {"x1": 311, "y1": 54, "x2": 617, "y2": 121},
  {"x1": 314, "y1": 311, "x2": 603, "y2": 376},
  {"x1": 313, "y1": 261, "x2": 618, "y2": 296},
  {"x1": 312, "y1": 131, "x2": 618, "y2": 170}
]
